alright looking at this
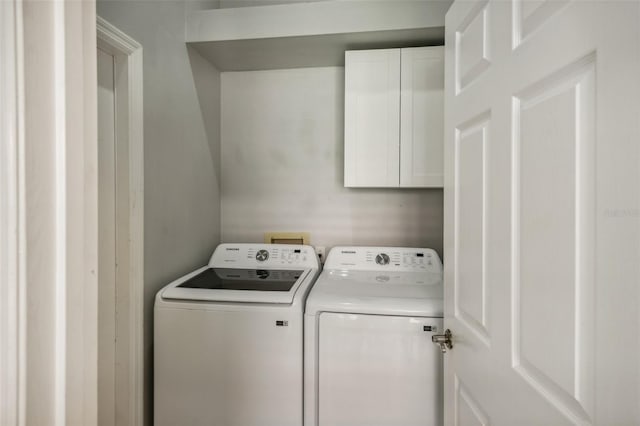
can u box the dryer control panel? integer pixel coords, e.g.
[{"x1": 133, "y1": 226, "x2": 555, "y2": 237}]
[
  {"x1": 209, "y1": 243, "x2": 319, "y2": 269},
  {"x1": 324, "y1": 246, "x2": 442, "y2": 273}
]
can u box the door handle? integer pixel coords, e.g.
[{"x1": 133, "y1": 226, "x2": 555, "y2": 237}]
[{"x1": 432, "y1": 329, "x2": 453, "y2": 353}]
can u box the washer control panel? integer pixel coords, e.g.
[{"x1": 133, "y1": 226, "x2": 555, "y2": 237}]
[
  {"x1": 325, "y1": 246, "x2": 442, "y2": 272},
  {"x1": 209, "y1": 243, "x2": 319, "y2": 269}
]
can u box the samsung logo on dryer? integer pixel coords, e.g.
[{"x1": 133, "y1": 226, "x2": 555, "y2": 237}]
[
  {"x1": 225, "y1": 248, "x2": 240, "y2": 251},
  {"x1": 341, "y1": 250, "x2": 356, "y2": 254}
]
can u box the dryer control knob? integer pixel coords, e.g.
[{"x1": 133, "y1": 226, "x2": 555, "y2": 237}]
[
  {"x1": 256, "y1": 249, "x2": 269, "y2": 262},
  {"x1": 375, "y1": 253, "x2": 390, "y2": 266}
]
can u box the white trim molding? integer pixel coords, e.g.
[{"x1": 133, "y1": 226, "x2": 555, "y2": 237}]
[
  {"x1": 2, "y1": 0, "x2": 99, "y2": 425},
  {"x1": 97, "y1": 16, "x2": 144, "y2": 426},
  {"x1": 0, "y1": 0, "x2": 25, "y2": 424}
]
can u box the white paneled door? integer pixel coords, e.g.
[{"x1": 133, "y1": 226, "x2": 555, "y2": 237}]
[{"x1": 444, "y1": 1, "x2": 639, "y2": 425}]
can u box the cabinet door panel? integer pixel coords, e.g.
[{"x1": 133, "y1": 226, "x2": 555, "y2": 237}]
[
  {"x1": 344, "y1": 49, "x2": 400, "y2": 187},
  {"x1": 400, "y1": 46, "x2": 444, "y2": 187}
]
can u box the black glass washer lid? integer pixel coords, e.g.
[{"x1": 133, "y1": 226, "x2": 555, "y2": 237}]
[{"x1": 177, "y1": 267, "x2": 303, "y2": 292}]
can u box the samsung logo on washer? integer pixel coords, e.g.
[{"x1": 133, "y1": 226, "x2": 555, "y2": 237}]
[
  {"x1": 225, "y1": 248, "x2": 240, "y2": 251},
  {"x1": 341, "y1": 250, "x2": 356, "y2": 254}
]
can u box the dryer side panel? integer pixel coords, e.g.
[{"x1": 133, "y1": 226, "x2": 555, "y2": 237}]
[{"x1": 317, "y1": 313, "x2": 443, "y2": 426}]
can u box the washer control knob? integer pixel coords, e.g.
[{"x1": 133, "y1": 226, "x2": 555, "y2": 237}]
[
  {"x1": 256, "y1": 249, "x2": 269, "y2": 262},
  {"x1": 375, "y1": 253, "x2": 390, "y2": 266}
]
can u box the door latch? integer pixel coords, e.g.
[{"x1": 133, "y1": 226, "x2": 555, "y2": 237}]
[{"x1": 432, "y1": 329, "x2": 453, "y2": 353}]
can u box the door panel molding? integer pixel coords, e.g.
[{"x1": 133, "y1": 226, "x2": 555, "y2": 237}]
[
  {"x1": 455, "y1": 0, "x2": 491, "y2": 94},
  {"x1": 512, "y1": 0, "x2": 570, "y2": 49},
  {"x1": 454, "y1": 375, "x2": 490, "y2": 426},
  {"x1": 510, "y1": 52, "x2": 596, "y2": 424},
  {"x1": 454, "y1": 110, "x2": 491, "y2": 347}
]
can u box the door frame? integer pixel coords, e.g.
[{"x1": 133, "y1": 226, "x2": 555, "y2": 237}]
[
  {"x1": 0, "y1": 0, "x2": 23, "y2": 424},
  {"x1": 2, "y1": 0, "x2": 100, "y2": 424},
  {"x1": 97, "y1": 16, "x2": 144, "y2": 426}
]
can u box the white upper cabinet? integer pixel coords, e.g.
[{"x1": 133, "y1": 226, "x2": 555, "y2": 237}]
[
  {"x1": 344, "y1": 48, "x2": 401, "y2": 188},
  {"x1": 344, "y1": 46, "x2": 444, "y2": 188}
]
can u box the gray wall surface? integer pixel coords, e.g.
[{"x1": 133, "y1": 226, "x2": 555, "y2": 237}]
[
  {"x1": 221, "y1": 67, "x2": 443, "y2": 255},
  {"x1": 96, "y1": 2, "x2": 222, "y2": 424}
]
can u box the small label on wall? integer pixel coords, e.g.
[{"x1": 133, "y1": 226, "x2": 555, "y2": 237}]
[
  {"x1": 423, "y1": 325, "x2": 437, "y2": 332},
  {"x1": 276, "y1": 320, "x2": 289, "y2": 327}
]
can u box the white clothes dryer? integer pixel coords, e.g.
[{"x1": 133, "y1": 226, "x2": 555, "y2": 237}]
[
  {"x1": 304, "y1": 246, "x2": 443, "y2": 426},
  {"x1": 154, "y1": 243, "x2": 320, "y2": 426}
]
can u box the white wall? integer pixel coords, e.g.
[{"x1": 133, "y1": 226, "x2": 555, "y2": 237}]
[
  {"x1": 221, "y1": 67, "x2": 443, "y2": 255},
  {"x1": 95, "y1": 2, "x2": 222, "y2": 425}
]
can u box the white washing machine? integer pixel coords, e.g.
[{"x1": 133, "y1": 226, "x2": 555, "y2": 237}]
[
  {"x1": 154, "y1": 243, "x2": 320, "y2": 426},
  {"x1": 304, "y1": 246, "x2": 443, "y2": 426}
]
